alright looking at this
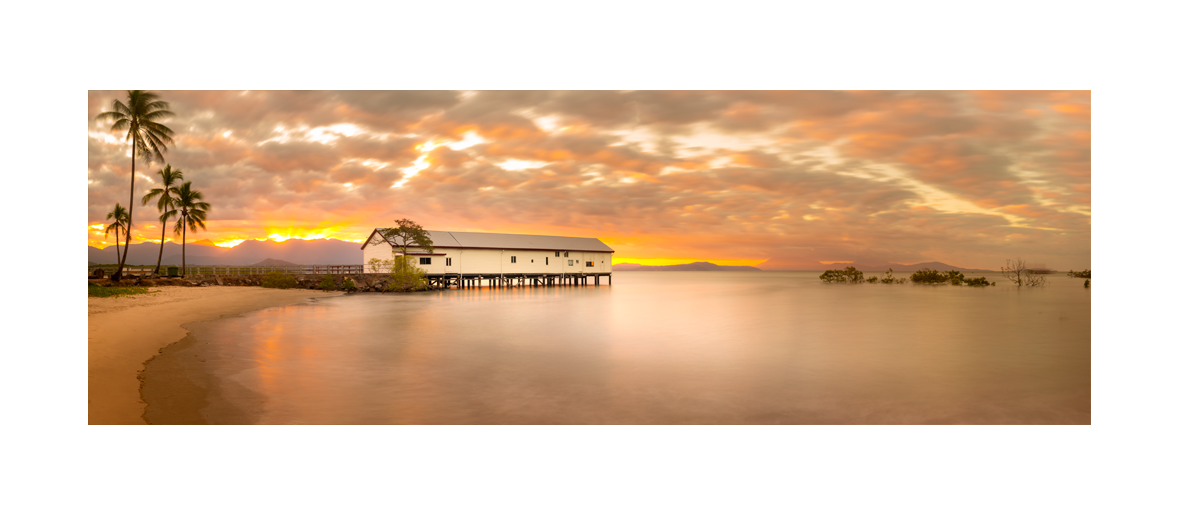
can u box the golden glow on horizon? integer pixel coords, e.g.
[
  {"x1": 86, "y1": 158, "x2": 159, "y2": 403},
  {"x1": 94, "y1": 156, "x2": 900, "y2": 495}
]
[
  {"x1": 612, "y1": 257, "x2": 767, "y2": 267},
  {"x1": 215, "y1": 239, "x2": 246, "y2": 248}
]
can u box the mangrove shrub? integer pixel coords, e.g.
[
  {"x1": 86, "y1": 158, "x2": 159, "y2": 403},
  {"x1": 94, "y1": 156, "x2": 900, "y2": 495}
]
[{"x1": 820, "y1": 266, "x2": 865, "y2": 283}]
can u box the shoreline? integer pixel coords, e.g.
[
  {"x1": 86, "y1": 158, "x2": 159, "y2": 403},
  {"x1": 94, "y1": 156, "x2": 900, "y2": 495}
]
[{"x1": 88, "y1": 286, "x2": 338, "y2": 425}]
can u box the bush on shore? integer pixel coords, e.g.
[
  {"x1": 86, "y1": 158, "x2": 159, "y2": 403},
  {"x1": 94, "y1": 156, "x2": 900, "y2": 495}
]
[
  {"x1": 261, "y1": 272, "x2": 297, "y2": 289},
  {"x1": 319, "y1": 275, "x2": 335, "y2": 291},
  {"x1": 342, "y1": 279, "x2": 357, "y2": 292},
  {"x1": 369, "y1": 257, "x2": 431, "y2": 292}
]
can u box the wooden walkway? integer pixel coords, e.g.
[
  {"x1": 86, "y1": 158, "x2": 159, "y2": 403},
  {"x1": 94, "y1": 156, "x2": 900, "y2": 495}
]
[
  {"x1": 90, "y1": 265, "x2": 367, "y2": 277},
  {"x1": 428, "y1": 273, "x2": 611, "y2": 289},
  {"x1": 89, "y1": 265, "x2": 612, "y2": 288}
]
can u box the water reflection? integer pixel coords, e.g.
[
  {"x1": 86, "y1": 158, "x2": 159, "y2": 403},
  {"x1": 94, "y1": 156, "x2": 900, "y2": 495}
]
[{"x1": 144, "y1": 272, "x2": 1090, "y2": 424}]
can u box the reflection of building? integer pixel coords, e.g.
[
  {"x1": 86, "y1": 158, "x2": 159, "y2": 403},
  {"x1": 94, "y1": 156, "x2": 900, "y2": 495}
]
[{"x1": 361, "y1": 229, "x2": 614, "y2": 282}]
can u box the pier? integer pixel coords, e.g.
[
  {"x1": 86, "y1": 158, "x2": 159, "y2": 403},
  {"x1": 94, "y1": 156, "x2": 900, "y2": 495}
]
[{"x1": 428, "y1": 272, "x2": 611, "y2": 289}]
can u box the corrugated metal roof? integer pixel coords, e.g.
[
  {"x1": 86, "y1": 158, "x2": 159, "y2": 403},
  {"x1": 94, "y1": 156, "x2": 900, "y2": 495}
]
[{"x1": 365, "y1": 229, "x2": 613, "y2": 253}]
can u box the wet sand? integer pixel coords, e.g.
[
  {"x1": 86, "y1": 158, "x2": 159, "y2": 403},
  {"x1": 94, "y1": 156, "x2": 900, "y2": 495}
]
[{"x1": 88, "y1": 286, "x2": 330, "y2": 424}]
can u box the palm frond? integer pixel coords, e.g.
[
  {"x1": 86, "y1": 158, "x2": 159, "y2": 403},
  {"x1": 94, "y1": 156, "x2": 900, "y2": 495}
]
[
  {"x1": 141, "y1": 188, "x2": 163, "y2": 206},
  {"x1": 94, "y1": 111, "x2": 124, "y2": 123},
  {"x1": 188, "y1": 216, "x2": 207, "y2": 232}
]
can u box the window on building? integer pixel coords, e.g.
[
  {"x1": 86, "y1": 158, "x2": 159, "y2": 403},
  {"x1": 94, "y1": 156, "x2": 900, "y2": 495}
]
[
  {"x1": 531, "y1": 259, "x2": 534, "y2": 263},
  {"x1": 511, "y1": 256, "x2": 517, "y2": 263},
  {"x1": 564, "y1": 252, "x2": 569, "y2": 257},
  {"x1": 420, "y1": 257, "x2": 432, "y2": 265},
  {"x1": 446, "y1": 258, "x2": 452, "y2": 266},
  {"x1": 555, "y1": 251, "x2": 560, "y2": 257},
  {"x1": 568, "y1": 260, "x2": 574, "y2": 266},
  {"x1": 586, "y1": 261, "x2": 594, "y2": 267},
  {"x1": 546, "y1": 257, "x2": 549, "y2": 265}
]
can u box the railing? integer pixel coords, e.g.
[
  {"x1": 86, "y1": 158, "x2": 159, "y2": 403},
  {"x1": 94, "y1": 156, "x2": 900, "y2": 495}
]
[{"x1": 89, "y1": 265, "x2": 366, "y2": 277}]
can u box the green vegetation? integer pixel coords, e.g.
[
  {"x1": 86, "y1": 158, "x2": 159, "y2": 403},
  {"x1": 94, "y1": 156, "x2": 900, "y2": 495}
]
[
  {"x1": 261, "y1": 272, "x2": 297, "y2": 289},
  {"x1": 369, "y1": 256, "x2": 430, "y2": 291},
  {"x1": 172, "y1": 181, "x2": 211, "y2": 278},
  {"x1": 819, "y1": 266, "x2": 865, "y2": 283},
  {"x1": 95, "y1": 91, "x2": 175, "y2": 281},
  {"x1": 1084, "y1": 280, "x2": 1090, "y2": 289},
  {"x1": 961, "y1": 276, "x2": 995, "y2": 287},
  {"x1": 319, "y1": 275, "x2": 335, "y2": 291},
  {"x1": 1067, "y1": 269, "x2": 1091, "y2": 279},
  {"x1": 879, "y1": 268, "x2": 905, "y2": 284},
  {"x1": 867, "y1": 268, "x2": 906, "y2": 284},
  {"x1": 142, "y1": 164, "x2": 185, "y2": 275},
  {"x1": 342, "y1": 279, "x2": 357, "y2": 292},
  {"x1": 88, "y1": 285, "x2": 155, "y2": 298},
  {"x1": 910, "y1": 268, "x2": 994, "y2": 286}
]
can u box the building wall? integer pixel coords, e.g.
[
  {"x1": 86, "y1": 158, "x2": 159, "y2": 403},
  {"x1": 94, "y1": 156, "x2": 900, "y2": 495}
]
[{"x1": 362, "y1": 243, "x2": 612, "y2": 275}]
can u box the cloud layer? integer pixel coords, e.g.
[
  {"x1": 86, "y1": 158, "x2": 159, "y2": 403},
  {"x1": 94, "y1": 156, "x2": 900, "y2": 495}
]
[{"x1": 87, "y1": 90, "x2": 1090, "y2": 269}]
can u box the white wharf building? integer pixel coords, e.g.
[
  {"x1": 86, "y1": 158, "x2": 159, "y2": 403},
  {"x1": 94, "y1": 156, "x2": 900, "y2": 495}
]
[{"x1": 361, "y1": 230, "x2": 615, "y2": 287}]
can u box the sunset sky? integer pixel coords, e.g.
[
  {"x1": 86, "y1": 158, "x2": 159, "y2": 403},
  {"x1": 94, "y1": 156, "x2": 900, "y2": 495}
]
[{"x1": 87, "y1": 90, "x2": 1090, "y2": 269}]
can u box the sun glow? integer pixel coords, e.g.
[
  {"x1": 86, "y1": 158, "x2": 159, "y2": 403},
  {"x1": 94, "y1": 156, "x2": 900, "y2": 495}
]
[
  {"x1": 215, "y1": 239, "x2": 246, "y2": 248},
  {"x1": 612, "y1": 257, "x2": 767, "y2": 267}
]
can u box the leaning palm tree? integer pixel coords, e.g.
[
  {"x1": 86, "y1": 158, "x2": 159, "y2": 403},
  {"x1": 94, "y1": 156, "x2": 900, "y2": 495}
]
[
  {"x1": 172, "y1": 182, "x2": 210, "y2": 278},
  {"x1": 94, "y1": 91, "x2": 175, "y2": 280},
  {"x1": 141, "y1": 164, "x2": 184, "y2": 275},
  {"x1": 104, "y1": 203, "x2": 129, "y2": 270}
]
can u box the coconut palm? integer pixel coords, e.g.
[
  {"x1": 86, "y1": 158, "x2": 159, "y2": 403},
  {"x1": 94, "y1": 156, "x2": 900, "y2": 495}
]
[
  {"x1": 104, "y1": 203, "x2": 129, "y2": 270},
  {"x1": 141, "y1": 165, "x2": 185, "y2": 275},
  {"x1": 94, "y1": 91, "x2": 175, "y2": 280},
  {"x1": 172, "y1": 182, "x2": 210, "y2": 277}
]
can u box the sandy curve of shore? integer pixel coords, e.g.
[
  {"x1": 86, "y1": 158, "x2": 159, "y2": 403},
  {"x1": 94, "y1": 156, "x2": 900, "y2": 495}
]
[{"x1": 88, "y1": 286, "x2": 334, "y2": 425}]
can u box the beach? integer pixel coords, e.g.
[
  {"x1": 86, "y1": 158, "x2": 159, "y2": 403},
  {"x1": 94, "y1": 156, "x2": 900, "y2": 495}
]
[{"x1": 88, "y1": 286, "x2": 328, "y2": 425}]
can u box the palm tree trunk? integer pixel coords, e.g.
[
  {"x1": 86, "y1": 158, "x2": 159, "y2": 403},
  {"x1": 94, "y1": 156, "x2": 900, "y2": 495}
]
[
  {"x1": 181, "y1": 217, "x2": 187, "y2": 278},
  {"x1": 114, "y1": 142, "x2": 136, "y2": 281},
  {"x1": 154, "y1": 205, "x2": 168, "y2": 275},
  {"x1": 114, "y1": 225, "x2": 121, "y2": 272}
]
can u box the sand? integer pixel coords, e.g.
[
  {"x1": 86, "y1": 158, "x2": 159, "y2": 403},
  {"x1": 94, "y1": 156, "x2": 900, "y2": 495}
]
[{"x1": 88, "y1": 286, "x2": 331, "y2": 425}]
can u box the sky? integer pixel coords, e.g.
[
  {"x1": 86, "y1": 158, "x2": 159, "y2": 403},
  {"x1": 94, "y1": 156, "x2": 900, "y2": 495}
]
[{"x1": 87, "y1": 90, "x2": 1090, "y2": 270}]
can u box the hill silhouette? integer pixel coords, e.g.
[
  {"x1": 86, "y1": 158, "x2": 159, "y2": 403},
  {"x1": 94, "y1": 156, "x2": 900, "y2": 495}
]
[
  {"x1": 88, "y1": 238, "x2": 363, "y2": 266},
  {"x1": 612, "y1": 262, "x2": 761, "y2": 272}
]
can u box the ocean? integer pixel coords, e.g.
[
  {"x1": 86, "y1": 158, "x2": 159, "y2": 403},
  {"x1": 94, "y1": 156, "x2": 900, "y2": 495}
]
[{"x1": 141, "y1": 271, "x2": 1091, "y2": 424}]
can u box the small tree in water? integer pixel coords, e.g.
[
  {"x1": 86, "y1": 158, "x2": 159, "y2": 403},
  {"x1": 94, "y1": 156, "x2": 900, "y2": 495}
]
[{"x1": 1002, "y1": 258, "x2": 1048, "y2": 287}]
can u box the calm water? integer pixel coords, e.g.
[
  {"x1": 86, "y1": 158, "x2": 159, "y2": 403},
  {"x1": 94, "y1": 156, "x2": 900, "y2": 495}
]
[{"x1": 142, "y1": 272, "x2": 1091, "y2": 424}]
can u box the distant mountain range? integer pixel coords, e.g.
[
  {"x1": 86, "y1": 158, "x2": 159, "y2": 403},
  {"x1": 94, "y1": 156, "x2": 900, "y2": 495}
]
[
  {"x1": 612, "y1": 262, "x2": 761, "y2": 272},
  {"x1": 88, "y1": 238, "x2": 364, "y2": 266},
  {"x1": 252, "y1": 258, "x2": 300, "y2": 266}
]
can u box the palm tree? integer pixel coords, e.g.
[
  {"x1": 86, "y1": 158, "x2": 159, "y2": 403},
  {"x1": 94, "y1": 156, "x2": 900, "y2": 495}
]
[
  {"x1": 104, "y1": 203, "x2": 129, "y2": 271},
  {"x1": 172, "y1": 182, "x2": 210, "y2": 278},
  {"x1": 141, "y1": 165, "x2": 184, "y2": 275},
  {"x1": 94, "y1": 91, "x2": 175, "y2": 280}
]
